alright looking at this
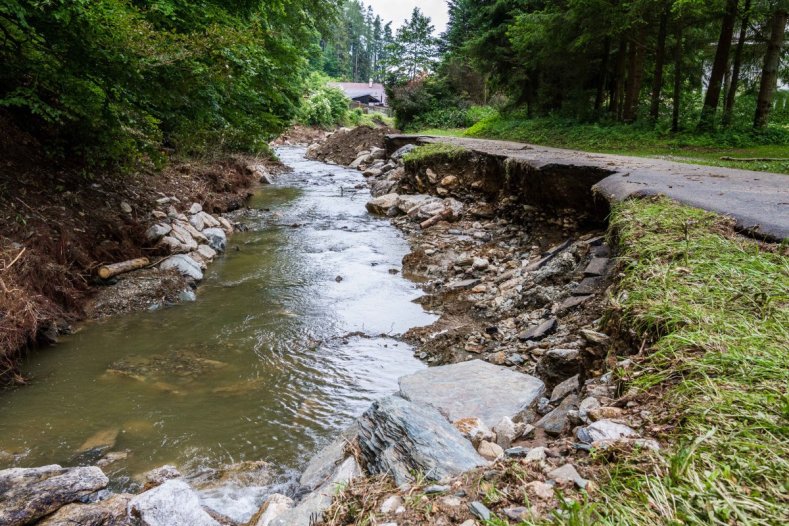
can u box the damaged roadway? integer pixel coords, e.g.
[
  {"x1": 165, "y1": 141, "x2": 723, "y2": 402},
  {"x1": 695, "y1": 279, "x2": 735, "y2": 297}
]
[{"x1": 387, "y1": 134, "x2": 789, "y2": 241}]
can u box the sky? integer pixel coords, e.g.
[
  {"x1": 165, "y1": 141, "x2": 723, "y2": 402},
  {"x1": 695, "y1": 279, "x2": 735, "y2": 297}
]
[{"x1": 364, "y1": 0, "x2": 449, "y2": 34}]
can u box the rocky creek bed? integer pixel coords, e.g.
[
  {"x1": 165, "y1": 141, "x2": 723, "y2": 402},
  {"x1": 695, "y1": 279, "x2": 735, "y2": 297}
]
[{"x1": 1, "y1": 131, "x2": 661, "y2": 526}]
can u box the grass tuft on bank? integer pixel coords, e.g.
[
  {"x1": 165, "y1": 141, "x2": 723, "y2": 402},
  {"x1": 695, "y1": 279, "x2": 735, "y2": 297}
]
[
  {"x1": 419, "y1": 116, "x2": 789, "y2": 174},
  {"x1": 402, "y1": 143, "x2": 469, "y2": 165},
  {"x1": 592, "y1": 198, "x2": 789, "y2": 525}
]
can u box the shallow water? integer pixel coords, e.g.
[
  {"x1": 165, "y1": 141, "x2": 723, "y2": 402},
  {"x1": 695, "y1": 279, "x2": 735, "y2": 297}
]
[{"x1": 0, "y1": 147, "x2": 435, "y2": 521}]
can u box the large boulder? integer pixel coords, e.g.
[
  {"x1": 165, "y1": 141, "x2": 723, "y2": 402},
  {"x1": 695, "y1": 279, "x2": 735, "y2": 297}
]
[
  {"x1": 202, "y1": 228, "x2": 227, "y2": 253},
  {"x1": 190, "y1": 211, "x2": 221, "y2": 232},
  {"x1": 395, "y1": 194, "x2": 440, "y2": 215},
  {"x1": 37, "y1": 493, "x2": 132, "y2": 526},
  {"x1": 357, "y1": 396, "x2": 487, "y2": 486},
  {"x1": 170, "y1": 223, "x2": 197, "y2": 249},
  {"x1": 145, "y1": 223, "x2": 172, "y2": 243},
  {"x1": 366, "y1": 193, "x2": 400, "y2": 216},
  {"x1": 128, "y1": 480, "x2": 218, "y2": 526},
  {"x1": 398, "y1": 360, "x2": 545, "y2": 427},
  {"x1": 0, "y1": 465, "x2": 109, "y2": 526},
  {"x1": 370, "y1": 178, "x2": 398, "y2": 197},
  {"x1": 159, "y1": 254, "x2": 204, "y2": 281}
]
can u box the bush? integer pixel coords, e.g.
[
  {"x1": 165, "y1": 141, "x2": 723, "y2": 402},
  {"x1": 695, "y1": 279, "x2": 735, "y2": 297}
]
[
  {"x1": 296, "y1": 73, "x2": 351, "y2": 127},
  {"x1": 388, "y1": 77, "x2": 500, "y2": 131}
]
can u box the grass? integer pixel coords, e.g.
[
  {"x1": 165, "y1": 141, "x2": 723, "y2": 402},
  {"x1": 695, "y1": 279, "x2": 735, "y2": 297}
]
[
  {"x1": 416, "y1": 116, "x2": 789, "y2": 174},
  {"x1": 401, "y1": 142, "x2": 469, "y2": 164},
  {"x1": 584, "y1": 198, "x2": 789, "y2": 525},
  {"x1": 348, "y1": 111, "x2": 395, "y2": 129}
]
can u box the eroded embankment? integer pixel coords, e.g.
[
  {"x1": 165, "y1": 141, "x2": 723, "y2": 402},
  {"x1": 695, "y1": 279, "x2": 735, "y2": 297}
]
[
  {"x1": 0, "y1": 117, "x2": 282, "y2": 385},
  {"x1": 248, "y1": 134, "x2": 660, "y2": 526},
  {"x1": 308, "y1": 135, "x2": 786, "y2": 526}
]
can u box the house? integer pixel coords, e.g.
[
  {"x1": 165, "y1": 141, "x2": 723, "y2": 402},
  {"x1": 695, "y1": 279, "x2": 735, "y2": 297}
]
[{"x1": 329, "y1": 81, "x2": 387, "y2": 107}]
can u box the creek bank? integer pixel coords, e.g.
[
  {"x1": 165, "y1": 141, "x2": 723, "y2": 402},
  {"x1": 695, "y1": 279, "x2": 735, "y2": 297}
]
[
  {"x1": 279, "y1": 132, "x2": 661, "y2": 525},
  {"x1": 0, "y1": 142, "x2": 434, "y2": 526},
  {"x1": 81, "y1": 160, "x2": 284, "y2": 319},
  {"x1": 0, "y1": 127, "x2": 283, "y2": 384}
]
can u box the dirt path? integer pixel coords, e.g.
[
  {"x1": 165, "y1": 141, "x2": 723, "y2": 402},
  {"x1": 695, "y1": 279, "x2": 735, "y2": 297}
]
[{"x1": 388, "y1": 135, "x2": 789, "y2": 240}]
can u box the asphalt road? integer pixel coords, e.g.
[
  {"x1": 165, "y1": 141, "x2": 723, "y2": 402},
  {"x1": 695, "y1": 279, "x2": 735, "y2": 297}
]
[{"x1": 390, "y1": 135, "x2": 789, "y2": 240}]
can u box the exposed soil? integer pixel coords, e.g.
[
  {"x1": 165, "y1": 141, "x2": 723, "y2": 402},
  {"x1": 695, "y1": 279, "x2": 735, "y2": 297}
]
[
  {"x1": 270, "y1": 125, "x2": 332, "y2": 146},
  {"x1": 309, "y1": 125, "x2": 397, "y2": 166},
  {"x1": 0, "y1": 112, "x2": 279, "y2": 385}
]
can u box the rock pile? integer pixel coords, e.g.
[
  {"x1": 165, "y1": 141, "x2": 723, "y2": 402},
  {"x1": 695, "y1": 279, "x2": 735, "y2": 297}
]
[{"x1": 144, "y1": 197, "x2": 235, "y2": 282}]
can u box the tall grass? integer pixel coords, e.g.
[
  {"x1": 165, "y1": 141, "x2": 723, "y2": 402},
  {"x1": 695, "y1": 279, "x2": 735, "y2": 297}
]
[{"x1": 589, "y1": 198, "x2": 789, "y2": 525}]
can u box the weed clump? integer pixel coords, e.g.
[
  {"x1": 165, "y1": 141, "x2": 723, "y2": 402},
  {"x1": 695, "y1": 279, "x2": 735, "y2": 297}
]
[{"x1": 402, "y1": 143, "x2": 469, "y2": 166}]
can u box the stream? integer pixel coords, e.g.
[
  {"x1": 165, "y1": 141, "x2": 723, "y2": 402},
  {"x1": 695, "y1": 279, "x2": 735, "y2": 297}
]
[{"x1": 0, "y1": 147, "x2": 436, "y2": 521}]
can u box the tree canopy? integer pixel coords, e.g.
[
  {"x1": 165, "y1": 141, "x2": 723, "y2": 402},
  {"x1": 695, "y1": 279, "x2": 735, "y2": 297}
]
[
  {"x1": 390, "y1": 0, "x2": 789, "y2": 132},
  {"x1": 0, "y1": 0, "x2": 340, "y2": 167}
]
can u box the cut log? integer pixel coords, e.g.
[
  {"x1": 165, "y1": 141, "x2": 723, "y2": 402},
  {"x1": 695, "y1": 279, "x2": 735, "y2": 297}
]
[
  {"x1": 98, "y1": 258, "x2": 150, "y2": 280},
  {"x1": 420, "y1": 209, "x2": 452, "y2": 230}
]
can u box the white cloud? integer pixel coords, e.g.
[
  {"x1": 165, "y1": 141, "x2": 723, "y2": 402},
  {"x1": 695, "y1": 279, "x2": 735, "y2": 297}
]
[{"x1": 363, "y1": 0, "x2": 449, "y2": 34}]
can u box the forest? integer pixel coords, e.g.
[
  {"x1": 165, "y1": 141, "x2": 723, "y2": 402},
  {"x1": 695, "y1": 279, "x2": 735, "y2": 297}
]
[
  {"x1": 383, "y1": 1, "x2": 788, "y2": 136},
  {"x1": 1, "y1": 0, "x2": 787, "y2": 169},
  {"x1": 0, "y1": 0, "x2": 339, "y2": 168}
]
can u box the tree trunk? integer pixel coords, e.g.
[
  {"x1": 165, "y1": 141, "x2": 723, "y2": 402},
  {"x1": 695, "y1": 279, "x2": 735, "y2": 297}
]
[
  {"x1": 698, "y1": 0, "x2": 738, "y2": 130},
  {"x1": 672, "y1": 20, "x2": 683, "y2": 133},
  {"x1": 650, "y1": 3, "x2": 671, "y2": 123},
  {"x1": 754, "y1": 8, "x2": 787, "y2": 129},
  {"x1": 723, "y1": 0, "x2": 751, "y2": 127},
  {"x1": 595, "y1": 37, "x2": 611, "y2": 112},
  {"x1": 623, "y1": 26, "x2": 648, "y2": 122},
  {"x1": 610, "y1": 37, "x2": 628, "y2": 118}
]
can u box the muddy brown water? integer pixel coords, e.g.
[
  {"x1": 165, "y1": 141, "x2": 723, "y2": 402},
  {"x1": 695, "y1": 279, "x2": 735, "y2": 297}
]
[{"x1": 0, "y1": 147, "x2": 436, "y2": 521}]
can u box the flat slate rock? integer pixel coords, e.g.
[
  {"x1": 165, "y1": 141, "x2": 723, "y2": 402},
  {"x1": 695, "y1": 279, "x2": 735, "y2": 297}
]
[
  {"x1": 357, "y1": 395, "x2": 487, "y2": 486},
  {"x1": 572, "y1": 277, "x2": 603, "y2": 296},
  {"x1": 583, "y1": 257, "x2": 609, "y2": 276},
  {"x1": 555, "y1": 294, "x2": 592, "y2": 313},
  {"x1": 535, "y1": 394, "x2": 579, "y2": 436},
  {"x1": 518, "y1": 318, "x2": 557, "y2": 341},
  {"x1": 445, "y1": 278, "x2": 481, "y2": 291},
  {"x1": 298, "y1": 423, "x2": 359, "y2": 491},
  {"x1": 398, "y1": 360, "x2": 545, "y2": 427}
]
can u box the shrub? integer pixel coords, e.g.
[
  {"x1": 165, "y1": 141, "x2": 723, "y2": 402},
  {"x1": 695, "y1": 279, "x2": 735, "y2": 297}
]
[{"x1": 297, "y1": 73, "x2": 351, "y2": 127}]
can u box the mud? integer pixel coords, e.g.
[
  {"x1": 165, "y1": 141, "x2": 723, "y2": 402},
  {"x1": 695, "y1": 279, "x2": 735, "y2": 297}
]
[{"x1": 308, "y1": 125, "x2": 397, "y2": 166}]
